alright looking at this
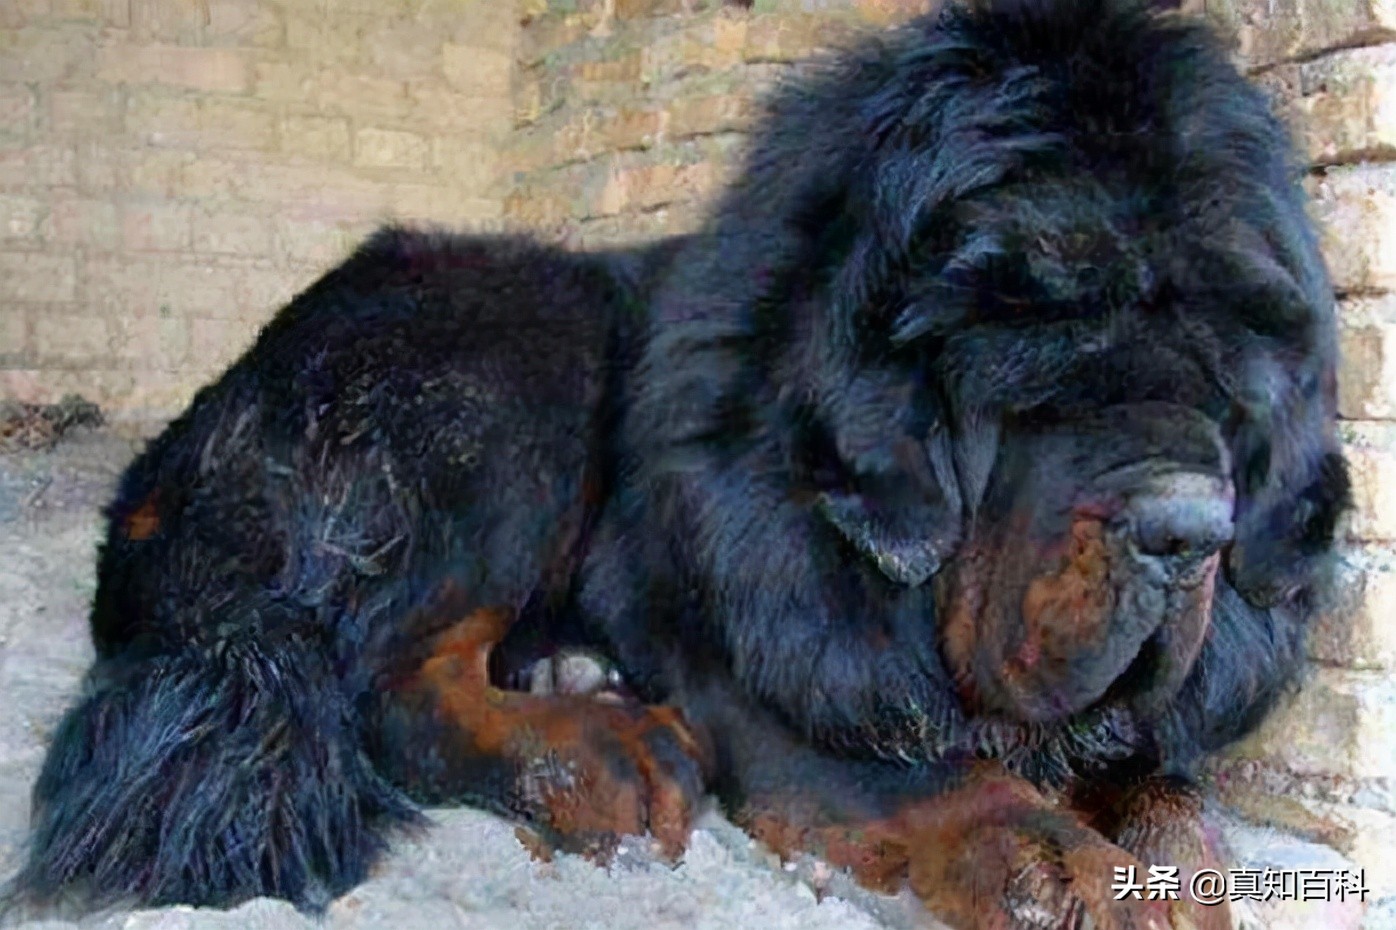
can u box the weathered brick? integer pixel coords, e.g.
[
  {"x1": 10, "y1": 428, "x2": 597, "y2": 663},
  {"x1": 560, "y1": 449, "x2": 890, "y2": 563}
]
[
  {"x1": 126, "y1": 93, "x2": 199, "y2": 144},
  {"x1": 97, "y1": 45, "x2": 250, "y2": 93},
  {"x1": 0, "y1": 304, "x2": 29, "y2": 359},
  {"x1": 406, "y1": 85, "x2": 513, "y2": 135},
  {"x1": 75, "y1": 142, "x2": 131, "y2": 194},
  {"x1": 133, "y1": 0, "x2": 281, "y2": 47},
  {"x1": 281, "y1": 8, "x2": 370, "y2": 66},
  {"x1": 107, "y1": 311, "x2": 190, "y2": 367},
  {"x1": 508, "y1": 127, "x2": 563, "y2": 174},
  {"x1": 201, "y1": 0, "x2": 283, "y2": 47},
  {"x1": 189, "y1": 316, "x2": 258, "y2": 371},
  {"x1": 438, "y1": 0, "x2": 520, "y2": 51},
  {"x1": 744, "y1": 14, "x2": 848, "y2": 63},
  {"x1": 514, "y1": 73, "x2": 545, "y2": 126},
  {"x1": 122, "y1": 202, "x2": 192, "y2": 252},
  {"x1": 639, "y1": 22, "x2": 748, "y2": 85},
  {"x1": 606, "y1": 106, "x2": 668, "y2": 149},
  {"x1": 750, "y1": 0, "x2": 855, "y2": 10},
  {"x1": 274, "y1": 215, "x2": 365, "y2": 267},
  {"x1": 0, "y1": 143, "x2": 77, "y2": 189},
  {"x1": 49, "y1": 87, "x2": 124, "y2": 137},
  {"x1": 0, "y1": 193, "x2": 46, "y2": 242},
  {"x1": 172, "y1": 153, "x2": 265, "y2": 201},
  {"x1": 1261, "y1": 45, "x2": 1396, "y2": 166},
  {"x1": 191, "y1": 207, "x2": 273, "y2": 257},
  {"x1": 1318, "y1": 543, "x2": 1396, "y2": 669},
  {"x1": 382, "y1": 181, "x2": 503, "y2": 226},
  {"x1": 0, "y1": 84, "x2": 36, "y2": 136},
  {"x1": 127, "y1": 93, "x2": 277, "y2": 151},
  {"x1": 666, "y1": 93, "x2": 753, "y2": 138},
  {"x1": 51, "y1": 0, "x2": 129, "y2": 24},
  {"x1": 0, "y1": 367, "x2": 136, "y2": 407},
  {"x1": 431, "y1": 137, "x2": 503, "y2": 191},
  {"x1": 850, "y1": 0, "x2": 934, "y2": 25},
  {"x1": 572, "y1": 200, "x2": 706, "y2": 247},
  {"x1": 1226, "y1": 668, "x2": 1396, "y2": 780},
  {"x1": 443, "y1": 44, "x2": 513, "y2": 97},
  {"x1": 1338, "y1": 295, "x2": 1396, "y2": 419},
  {"x1": 1307, "y1": 164, "x2": 1396, "y2": 293},
  {"x1": 1203, "y1": 0, "x2": 1396, "y2": 68},
  {"x1": 218, "y1": 0, "x2": 283, "y2": 45},
  {"x1": 119, "y1": 148, "x2": 194, "y2": 198},
  {"x1": 713, "y1": 12, "x2": 751, "y2": 53},
  {"x1": 546, "y1": 106, "x2": 670, "y2": 164},
  {"x1": 0, "y1": 25, "x2": 98, "y2": 83},
  {"x1": 280, "y1": 114, "x2": 352, "y2": 162},
  {"x1": 366, "y1": 20, "x2": 448, "y2": 81},
  {"x1": 614, "y1": 0, "x2": 723, "y2": 18},
  {"x1": 32, "y1": 311, "x2": 112, "y2": 363},
  {"x1": 517, "y1": 14, "x2": 595, "y2": 68},
  {"x1": 256, "y1": 63, "x2": 411, "y2": 117},
  {"x1": 577, "y1": 52, "x2": 646, "y2": 85},
  {"x1": 1341, "y1": 323, "x2": 1386, "y2": 416},
  {"x1": 82, "y1": 256, "x2": 243, "y2": 317},
  {"x1": 0, "y1": 253, "x2": 76, "y2": 301},
  {"x1": 232, "y1": 265, "x2": 300, "y2": 318},
  {"x1": 1342, "y1": 420, "x2": 1396, "y2": 541},
  {"x1": 122, "y1": 371, "x2": 197, "y2": 416},
  {"x1": 354, "y1": 126, "x2": 430, "y2": 170},
  {"x1": 591, "y1": 160, "x2": 717, "y2": 217},
  {"x1": 319, "y1": 71, "x2": 412, "y2": 117},
  {"x1": 175, "y1": 157, "x2": 387, "y2": 211},
  {"x1": 252, "y1": 61, "x2": 312, "y2": 102},
  {"x1": 48, "y1": 196, "x2": 120, "y2": 250},
  {"x1": 0, "y1": 0, "x2": 49, "y2": 30},
  {"x1": 503, "y1": 188, "x2": 573, "y2": 228}
]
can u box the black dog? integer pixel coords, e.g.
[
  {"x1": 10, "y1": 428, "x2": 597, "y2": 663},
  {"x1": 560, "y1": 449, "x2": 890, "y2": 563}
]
[{"x1": 8, "y1": 0, "x2": 1349, "y2": 927}]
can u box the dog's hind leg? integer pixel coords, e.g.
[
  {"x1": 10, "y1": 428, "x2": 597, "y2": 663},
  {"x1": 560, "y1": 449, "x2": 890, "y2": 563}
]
[{"x1": 364, "y1": 602, "x2": 711, "y2": 863}]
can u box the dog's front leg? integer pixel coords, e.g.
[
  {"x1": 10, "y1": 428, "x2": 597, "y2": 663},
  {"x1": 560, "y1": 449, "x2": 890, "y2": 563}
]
[{"x1": 366, "y1": 603, "x2": 711, "y2": 863}]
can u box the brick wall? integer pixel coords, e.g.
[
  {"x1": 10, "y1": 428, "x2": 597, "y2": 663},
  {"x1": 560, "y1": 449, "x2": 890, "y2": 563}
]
[
  {"x1": 508, "y1": 0, "x2": 1396, "y2": 912},
  {"x1": 1210, "y1": 1, "x2": 1396, "y2": 908},
  {"x1": 507, "y1": 0, "x2": 936, "y2": 246},
  {"x1": 0, "y1": 0, "x2": 516, "y2": 419}
]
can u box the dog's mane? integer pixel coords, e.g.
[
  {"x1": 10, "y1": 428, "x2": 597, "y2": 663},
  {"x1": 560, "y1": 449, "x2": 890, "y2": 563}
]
[
  {"x1": 637, "y1": 0, "x2": 1328, "y2": 445},
  {"x1": 627, "y1": 0, "x2": 1343, "y2": 778}
]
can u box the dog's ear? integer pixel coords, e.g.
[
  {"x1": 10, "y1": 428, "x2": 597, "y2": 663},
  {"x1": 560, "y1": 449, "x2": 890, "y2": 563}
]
[
  {"x1": 1226, "y1": 355, "x2": 1351, "y2": 606},
  {"x1": 806, "y1": 371, "x2": 968, "y2": 587},
  {"x1": 816, "y1": 480, "x2": 957, "y2": 587}
]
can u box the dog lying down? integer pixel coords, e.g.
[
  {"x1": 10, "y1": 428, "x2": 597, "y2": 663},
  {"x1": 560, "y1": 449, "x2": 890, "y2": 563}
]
[{"x1": 7, "y1": 1, "x2": 1348, "y2": 928}]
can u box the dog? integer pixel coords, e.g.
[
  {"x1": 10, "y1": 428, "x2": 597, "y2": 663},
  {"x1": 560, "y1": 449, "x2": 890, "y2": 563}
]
[{"x1": 7, "y1": 0, "x2": 1349, "y2": 927}]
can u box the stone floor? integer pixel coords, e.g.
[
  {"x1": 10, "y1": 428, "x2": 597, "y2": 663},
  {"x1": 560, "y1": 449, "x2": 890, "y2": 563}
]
[{"x1": 0, "y1": 429, "x2": 1380, "y2": 930}]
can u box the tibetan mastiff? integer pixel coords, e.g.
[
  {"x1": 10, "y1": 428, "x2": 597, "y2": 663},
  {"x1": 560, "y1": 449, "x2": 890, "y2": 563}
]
[{"x1": 8, "y1": 0, "x2": 1349, "y2": 927}]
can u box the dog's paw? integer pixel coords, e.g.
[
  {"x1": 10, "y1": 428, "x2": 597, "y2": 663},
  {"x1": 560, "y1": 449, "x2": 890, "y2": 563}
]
[
  {"x1": 397, "y1": 606, "x2": 711, "y2": 864},
  {"x1": 513, "y1": 700, "x2": 710, "y2": 863},
  {"x1": 1098, "y1": 778, "x2": 1232, "y2": 930},
  {"x1": 906, "y1": 801, "x2": 1179, "y2": 930}
]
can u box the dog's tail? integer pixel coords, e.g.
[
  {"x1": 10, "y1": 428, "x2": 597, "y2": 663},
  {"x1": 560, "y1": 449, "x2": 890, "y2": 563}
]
[{"x1": 3, "y1": 635, "x2": 421, "y2": 914}]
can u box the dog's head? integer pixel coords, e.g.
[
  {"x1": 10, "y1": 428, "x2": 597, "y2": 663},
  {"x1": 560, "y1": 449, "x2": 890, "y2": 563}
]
[{"x1": 636, "y1": 0, "x2": 1348, "y2": 767}]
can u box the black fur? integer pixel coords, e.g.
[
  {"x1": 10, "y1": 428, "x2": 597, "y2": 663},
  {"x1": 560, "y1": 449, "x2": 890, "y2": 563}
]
[{"x1": 8, "y1": 0, "x2": 1347, "y2": 914}]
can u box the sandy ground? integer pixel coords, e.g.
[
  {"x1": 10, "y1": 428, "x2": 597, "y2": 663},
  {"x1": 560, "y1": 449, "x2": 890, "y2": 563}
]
[{"x1": 0, "y1": 428, "x2": 1383, "y2": 930}]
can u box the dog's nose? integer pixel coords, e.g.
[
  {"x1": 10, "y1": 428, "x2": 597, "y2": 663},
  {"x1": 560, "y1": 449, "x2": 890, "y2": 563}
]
[{"x1": 1125, "y1": 473, "x2": 1234, "y2": 562}]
